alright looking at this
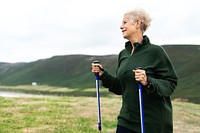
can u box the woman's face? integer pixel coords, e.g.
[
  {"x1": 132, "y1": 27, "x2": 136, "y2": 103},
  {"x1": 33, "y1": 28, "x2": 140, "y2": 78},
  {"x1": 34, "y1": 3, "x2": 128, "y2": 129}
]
[{"x1": 120, "y1": 14, "x2": 136, "y2": 40}]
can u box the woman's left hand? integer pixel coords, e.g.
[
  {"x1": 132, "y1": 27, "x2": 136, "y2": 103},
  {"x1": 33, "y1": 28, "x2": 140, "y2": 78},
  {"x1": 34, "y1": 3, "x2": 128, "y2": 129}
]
[{"x1": 132, "y1": 69, "x2": 148, "y2": 86}]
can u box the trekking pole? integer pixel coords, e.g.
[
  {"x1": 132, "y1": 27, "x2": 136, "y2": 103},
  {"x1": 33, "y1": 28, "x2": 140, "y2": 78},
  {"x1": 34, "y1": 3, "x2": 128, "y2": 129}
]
[
  {"x1": 93, "y1": 60, "x2": 102, "y2": 132},
  {"x1": 136, "y1": 67, "x2": 145, "y2": 133}
]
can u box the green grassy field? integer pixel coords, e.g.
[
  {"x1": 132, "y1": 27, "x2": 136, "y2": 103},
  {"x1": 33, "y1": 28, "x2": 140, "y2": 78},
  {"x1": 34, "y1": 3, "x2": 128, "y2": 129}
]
[{"x1": 0, "y1": 86, "x2": 200, "y2": 133}]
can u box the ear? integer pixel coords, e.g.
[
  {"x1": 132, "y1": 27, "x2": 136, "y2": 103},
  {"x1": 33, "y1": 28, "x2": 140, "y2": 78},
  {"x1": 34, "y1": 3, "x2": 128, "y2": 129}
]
[{"x1": 135, "y1": 20, "x2": 142, "y2": 29}]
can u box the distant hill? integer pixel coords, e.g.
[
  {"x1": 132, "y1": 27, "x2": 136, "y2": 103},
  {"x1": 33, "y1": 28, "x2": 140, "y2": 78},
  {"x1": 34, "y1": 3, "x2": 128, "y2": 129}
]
[
  {"x1": 161, "y1": 45, "x2": 200, "y2": 103},
  {"x1": 0, "y1": 55, "x2": 118, "y2": 88},
  {"x1": 0, "y1": 45, "x2": 200, "y2": 103}
]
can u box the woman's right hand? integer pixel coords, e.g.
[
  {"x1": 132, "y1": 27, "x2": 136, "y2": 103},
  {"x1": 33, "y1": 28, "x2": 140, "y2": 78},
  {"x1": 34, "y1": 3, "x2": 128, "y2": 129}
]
[{"x1": 91, "y1": 63, "x2": 104, "y2": 77}]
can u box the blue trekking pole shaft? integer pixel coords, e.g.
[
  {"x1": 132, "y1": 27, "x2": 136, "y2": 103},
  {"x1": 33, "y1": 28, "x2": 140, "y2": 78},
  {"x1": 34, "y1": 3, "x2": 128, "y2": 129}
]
[
  {"x1": 136, "y1": 67, "x2": 145, "y2": 133},
  {"x1": 95, "y1": 74, "x2": 102, "y2": 131},
  {"x1": 93, "y1": 60, "x2": 102, "y2": 132},
  {"x1": 138, "y1": 82, "x2": 145, "y2": 133}
]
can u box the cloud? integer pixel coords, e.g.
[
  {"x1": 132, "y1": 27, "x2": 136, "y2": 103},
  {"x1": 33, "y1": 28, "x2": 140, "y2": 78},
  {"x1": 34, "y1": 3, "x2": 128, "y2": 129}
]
[{"x1": 0, "y1": 0, "x2": 199, "y2": 62}]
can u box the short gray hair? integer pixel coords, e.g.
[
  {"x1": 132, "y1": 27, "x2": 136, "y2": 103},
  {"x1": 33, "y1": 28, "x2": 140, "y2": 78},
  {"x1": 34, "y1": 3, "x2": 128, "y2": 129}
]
[{"x1": 125, "y1": 8, "x2": 151, "y2": 33}]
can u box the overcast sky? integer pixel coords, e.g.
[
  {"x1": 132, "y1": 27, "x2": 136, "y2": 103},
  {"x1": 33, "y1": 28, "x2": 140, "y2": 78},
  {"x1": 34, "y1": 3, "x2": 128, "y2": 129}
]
[{"x1": 0, "y1": 0, "x2": 199, "y2": 63}]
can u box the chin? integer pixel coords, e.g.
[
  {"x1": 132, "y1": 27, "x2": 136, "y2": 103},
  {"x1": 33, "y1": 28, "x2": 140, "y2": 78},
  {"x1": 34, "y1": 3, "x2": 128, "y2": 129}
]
[
  {"x1": 123, "y1": 35, "x2": 127, "y2": 39},
  {"x1": 122, "y1": 34, "x2": 126, "y2": 38}
]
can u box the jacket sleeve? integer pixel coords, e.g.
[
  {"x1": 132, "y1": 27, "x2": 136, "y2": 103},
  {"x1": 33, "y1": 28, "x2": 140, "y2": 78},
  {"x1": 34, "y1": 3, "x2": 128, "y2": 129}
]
[
  {"x1": 146, "y1": 48, "x2": 178, "y2": 97},
  {"x1": 99, "y1": 71, "x2": 122, "y2": 95}
]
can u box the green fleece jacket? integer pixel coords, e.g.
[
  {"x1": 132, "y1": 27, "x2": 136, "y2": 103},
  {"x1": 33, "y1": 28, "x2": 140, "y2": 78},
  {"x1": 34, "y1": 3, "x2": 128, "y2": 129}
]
[{"x1": 100, "y1": 36, "x2": 178, "y2": 133}]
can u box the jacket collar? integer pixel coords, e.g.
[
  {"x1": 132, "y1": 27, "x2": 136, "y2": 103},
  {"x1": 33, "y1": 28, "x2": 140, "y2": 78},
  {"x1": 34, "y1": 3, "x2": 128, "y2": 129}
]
[{"x1": 125, "y1": 35, "x2": 150, "y2": 52}]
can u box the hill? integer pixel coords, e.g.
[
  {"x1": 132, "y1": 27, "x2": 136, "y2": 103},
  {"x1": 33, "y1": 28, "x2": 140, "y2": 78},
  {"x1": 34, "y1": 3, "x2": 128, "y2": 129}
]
[
  {"x1": 162, "y1": 45, "x2": 200, "y2": 103},
  {"x1": 0, "y1": 55, "x2": 117, "y2": 88},
  {"x1": 0, "y1": 45, "x2": 200, "y2": 103}
]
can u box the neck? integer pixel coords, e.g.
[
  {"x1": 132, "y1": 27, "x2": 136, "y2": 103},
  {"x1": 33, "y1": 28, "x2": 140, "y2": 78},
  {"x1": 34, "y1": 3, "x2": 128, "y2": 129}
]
[
  {"x1": 129, "y1": 34, "x2": 143, "y2": 46},
  {"x1": 129, "y1": 34, "x2": 143, "y2": 55}
]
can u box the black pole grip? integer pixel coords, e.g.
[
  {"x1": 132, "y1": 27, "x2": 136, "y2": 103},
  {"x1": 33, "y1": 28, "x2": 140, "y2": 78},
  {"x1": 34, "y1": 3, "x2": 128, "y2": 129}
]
[
  {"x1": 93, "y1": 60, "x2": 100, "y2": 76},
  {"x1": 93, "y1": 60, "x2": 104, "y2": 72},
  {"x1": 135, "y1": 67, "x2": 142, "y2": 84},
  {"x1": 93, "y1": 60, "x2": 100, "y2": 64}
]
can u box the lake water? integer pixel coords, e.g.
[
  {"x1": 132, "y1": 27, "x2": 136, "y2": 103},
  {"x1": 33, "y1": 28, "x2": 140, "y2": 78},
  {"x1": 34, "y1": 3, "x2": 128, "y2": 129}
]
[{"x1": 0, "y1": 91, "x2": 38, "y2": 98}]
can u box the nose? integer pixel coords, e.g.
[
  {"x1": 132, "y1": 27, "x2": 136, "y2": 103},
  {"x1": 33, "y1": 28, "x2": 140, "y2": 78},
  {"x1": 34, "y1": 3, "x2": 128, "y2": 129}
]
[{"x1": 120, "y1": 24, "x2": 123, "y2": 30}]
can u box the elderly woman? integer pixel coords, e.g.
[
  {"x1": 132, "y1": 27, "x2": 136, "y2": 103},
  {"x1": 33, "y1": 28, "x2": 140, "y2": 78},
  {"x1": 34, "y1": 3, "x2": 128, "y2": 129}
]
[{"x1": 92, "y1": 8, "x2": 178, "y2": 133}]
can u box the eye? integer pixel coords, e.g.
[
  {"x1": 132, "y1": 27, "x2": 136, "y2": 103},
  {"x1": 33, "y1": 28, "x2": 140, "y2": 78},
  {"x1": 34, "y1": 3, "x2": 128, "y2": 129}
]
[{"x1": 122, "y1": 21, "x2": 127, "y2": 25}]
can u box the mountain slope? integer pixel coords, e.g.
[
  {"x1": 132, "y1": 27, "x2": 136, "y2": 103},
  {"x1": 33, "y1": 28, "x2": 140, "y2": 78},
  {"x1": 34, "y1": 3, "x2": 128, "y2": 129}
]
[
  {"x1": 0, "y1": 55, "x2": 118, "y2": 88},
  {"x1": 162, "y1": 45, "x2": 200, "y2": 103},
  {"x1": 0, "y1": 45, "x2": 200, "y2": 103}
]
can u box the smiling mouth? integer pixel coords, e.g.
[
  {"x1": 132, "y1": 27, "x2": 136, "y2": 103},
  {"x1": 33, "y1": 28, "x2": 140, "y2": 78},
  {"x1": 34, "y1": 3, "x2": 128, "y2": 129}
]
[
  {"x1": 122, "y1": 29, "x2": 126, "y2": 32},
  {"x1": 122, "y1": 30, "x2": 126, "y2": 35}
]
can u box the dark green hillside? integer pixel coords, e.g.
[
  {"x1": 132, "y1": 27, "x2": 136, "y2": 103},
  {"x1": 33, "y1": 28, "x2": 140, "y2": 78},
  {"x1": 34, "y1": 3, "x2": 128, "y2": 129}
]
[
  {"x1": 0, "y1": 55, "x2": 117, "y2": 88},
  {"x1": 0, "y1": 45, "x2": 199, "y2": 103},
  {"x1": 162, "y1": 45, "x2": 200, "y2": 103}
]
